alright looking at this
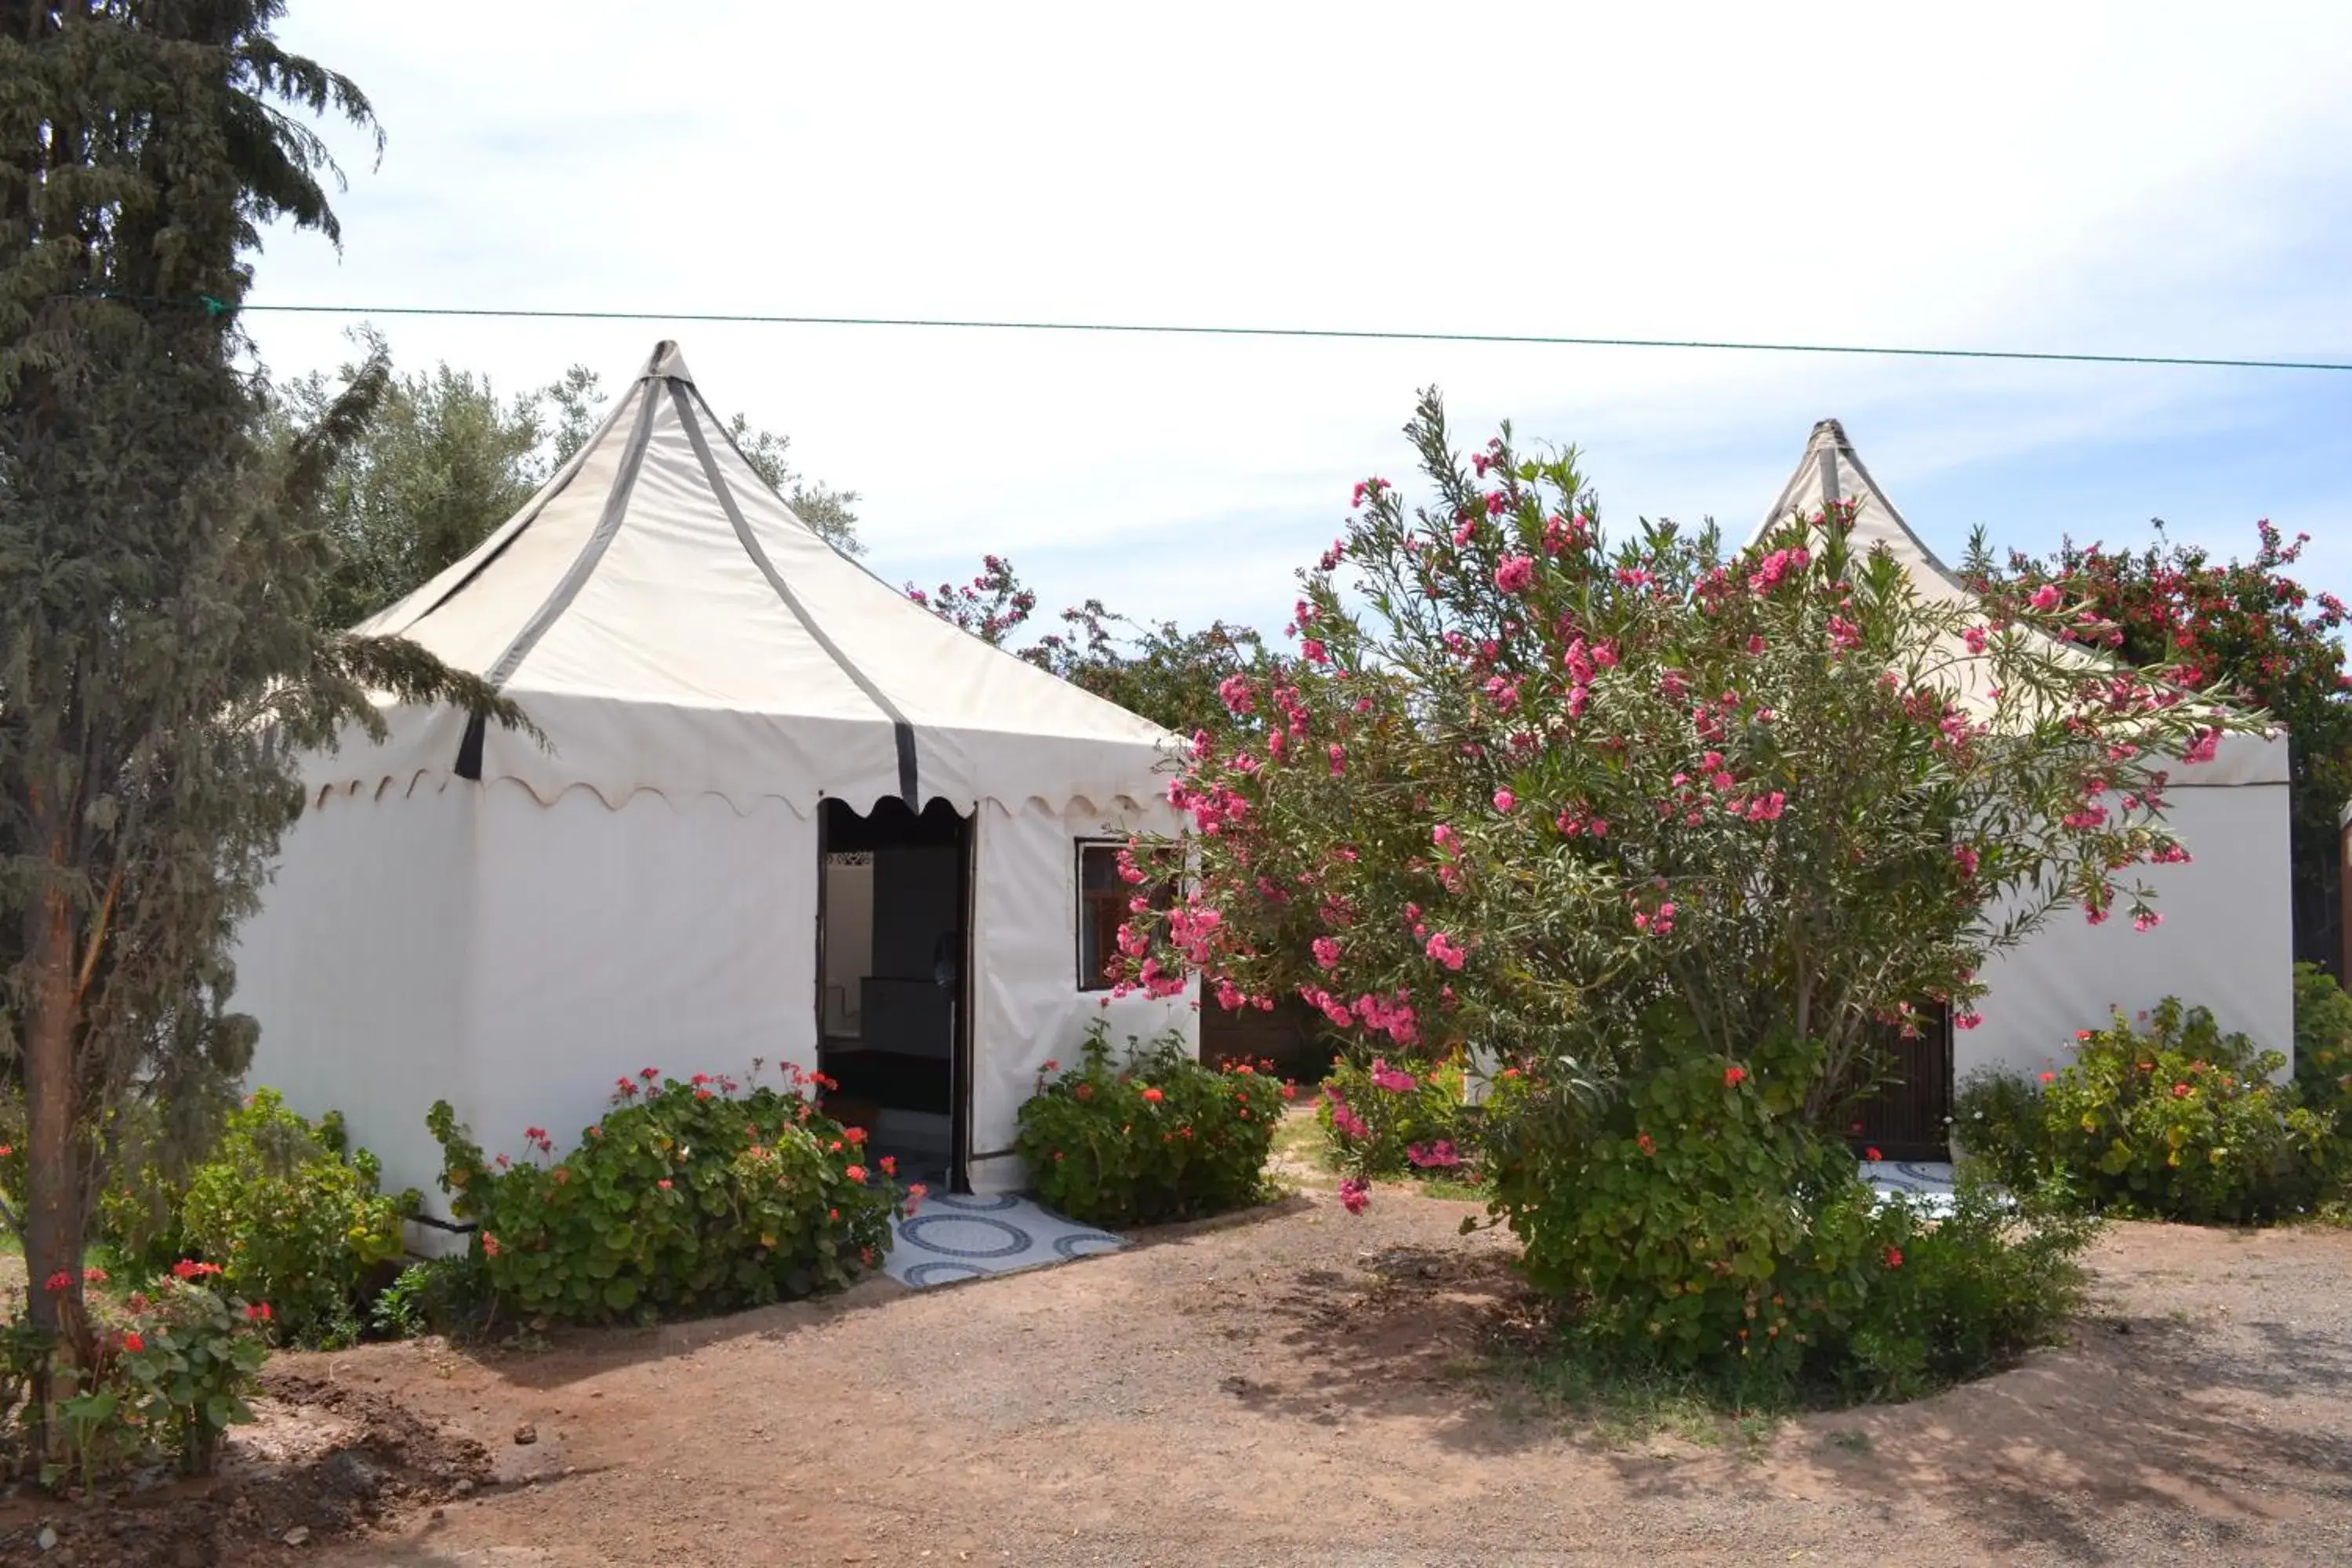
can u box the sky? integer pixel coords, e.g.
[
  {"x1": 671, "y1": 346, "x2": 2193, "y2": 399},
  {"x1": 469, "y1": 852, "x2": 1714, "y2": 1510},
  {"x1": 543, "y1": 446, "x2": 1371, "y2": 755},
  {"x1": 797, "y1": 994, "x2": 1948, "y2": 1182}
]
[{"x1": 248, "y1": 0, "x2": 2352, "y2": 642}]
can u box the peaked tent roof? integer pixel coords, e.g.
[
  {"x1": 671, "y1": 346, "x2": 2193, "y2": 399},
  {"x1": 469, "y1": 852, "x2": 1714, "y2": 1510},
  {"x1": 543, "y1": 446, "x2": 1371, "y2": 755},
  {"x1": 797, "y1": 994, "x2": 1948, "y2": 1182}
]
[
  {"x1": 310, "y1": 342, "x2": 1178, "y2": 813},
  {"x1": 1751, "y1": 419, "x2": 2285, "y2": 786}
]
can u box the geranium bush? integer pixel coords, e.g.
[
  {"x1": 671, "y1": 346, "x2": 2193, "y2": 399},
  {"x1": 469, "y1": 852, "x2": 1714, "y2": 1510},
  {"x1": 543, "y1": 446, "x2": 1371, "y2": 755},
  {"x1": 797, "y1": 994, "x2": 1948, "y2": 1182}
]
[
  {"x1": 2, "y1": 1265, "x2": 272, "y2": 1488},
  {"x1": 1014, "y1": 1022, "x2": 1284, "y2": 1226},
  {"x1": 427, "y1": 1063, "x2": 905, "y2": 1325},
  {"x1": 1108, "y1": 389, "x2": 2254, "y2": 1392},
  {"x1": 1955, "y1": 1000, "x2": 2329, "y2": 1224}
]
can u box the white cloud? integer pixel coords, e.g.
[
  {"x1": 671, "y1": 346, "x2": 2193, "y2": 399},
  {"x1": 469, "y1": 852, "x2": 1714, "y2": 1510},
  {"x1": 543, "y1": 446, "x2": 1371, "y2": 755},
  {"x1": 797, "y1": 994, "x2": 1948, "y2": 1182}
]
[{"x1": 250, "y1": 0, "x2": 2352, "y2": 637}]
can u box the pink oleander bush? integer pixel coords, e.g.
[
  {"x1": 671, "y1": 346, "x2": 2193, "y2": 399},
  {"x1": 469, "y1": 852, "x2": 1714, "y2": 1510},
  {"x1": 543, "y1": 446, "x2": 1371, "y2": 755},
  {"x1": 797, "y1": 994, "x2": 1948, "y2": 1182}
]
[
  {"x1": 1317, "y1": 1053, "x2": 1472, "y2": 1179},
  {"x1": 1102, "y1": 390, "x2": 2249, "y2": 1398}
]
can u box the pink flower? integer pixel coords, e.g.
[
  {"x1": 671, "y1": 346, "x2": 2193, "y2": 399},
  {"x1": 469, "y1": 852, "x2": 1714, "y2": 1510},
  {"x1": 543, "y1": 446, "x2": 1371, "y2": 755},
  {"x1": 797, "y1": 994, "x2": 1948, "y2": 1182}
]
[
  {"x1": 1955, "y1": 1010, "x2": 1982, "y2": 1031},
  {"x1": 2040, "y1": 1071, "x2": 2056, "y2": 1084},
  {"x1": 2029, "y1": 583, "x2": 2062, "y2": 612},
  {"x1": 1494, "y1": 555, "x2": 1537, "y2": 594},
  {"x1": 1312, "y1": 936, "x2": 1341, "y2": 971},
  {"x1": 657, "y1": 1178, "x2": 673, "y2": 1191},
  {"x1": 1952, "y1": 843, "x2": 1980, "y2": 879},
  {"x1": 2172, "y1": 1082, "x2": 2192, "y2": 1098},
  {"x1": 2133, "y1": 910, "x2": 2163, "y2": 932},
  {"x1": 1425, "y1": 932, "x2": 1468, "y2": 971},
  {"x1": 1338, "y1": 1178, "x2": 1370, "y2": 1215},
  {"x1": 1407, "y1": 1140, "x2": 1463, "y2": 1169},
  {"x1": 1963, "y1": 624, "x2": 1989, "y2": 655},
  {"x1": 1493, "y1": 789, "x2": 1516, "y2": 814},
  {"x1": 2183, "y1": 727, "x2": 2221, "y2": 765}
]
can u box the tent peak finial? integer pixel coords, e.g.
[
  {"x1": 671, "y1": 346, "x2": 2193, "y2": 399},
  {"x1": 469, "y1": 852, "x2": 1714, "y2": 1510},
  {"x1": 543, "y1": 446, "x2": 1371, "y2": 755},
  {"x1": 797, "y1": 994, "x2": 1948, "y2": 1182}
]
[
  {"x1": 1809, "y1": 417, "x2": 1850, "y2": 447},
  {"x1": 641, "y1": 340, "x2": 695, "y2": 385}
]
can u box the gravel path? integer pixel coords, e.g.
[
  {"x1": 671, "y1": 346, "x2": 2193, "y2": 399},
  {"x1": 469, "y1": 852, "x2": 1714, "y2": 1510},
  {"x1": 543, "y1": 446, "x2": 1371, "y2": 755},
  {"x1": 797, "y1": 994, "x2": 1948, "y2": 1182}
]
[{"x1": 238, "y1": 1188, "x2": 2352, "y2": 1568}]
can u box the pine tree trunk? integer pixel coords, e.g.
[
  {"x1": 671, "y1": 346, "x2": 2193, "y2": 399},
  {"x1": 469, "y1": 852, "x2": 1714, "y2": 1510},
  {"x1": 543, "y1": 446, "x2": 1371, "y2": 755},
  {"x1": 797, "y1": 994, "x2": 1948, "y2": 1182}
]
[{"x1": 23, "y1": 832, "x2": 87, "y2": 1458}]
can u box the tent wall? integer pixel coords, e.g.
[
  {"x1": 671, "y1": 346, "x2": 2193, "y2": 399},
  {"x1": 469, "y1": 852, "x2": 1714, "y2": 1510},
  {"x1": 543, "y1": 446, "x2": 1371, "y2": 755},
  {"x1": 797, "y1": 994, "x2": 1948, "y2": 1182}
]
[
  {"x1": 1965, "y1": 780, "x2": 2294, "y2": 1084},
  {"x1": 241, "y1": 782, "x2": 824, "y2": 1226},
  {"x1": 967, "y1": 795, "x2": 1197, "y2": 1195},
  {"x1": 236, "y1": 782, "x2": 479, "y2": 1221},
  {"x1": 460, "y1": 779, "x2": 822, "y2": 1180}
]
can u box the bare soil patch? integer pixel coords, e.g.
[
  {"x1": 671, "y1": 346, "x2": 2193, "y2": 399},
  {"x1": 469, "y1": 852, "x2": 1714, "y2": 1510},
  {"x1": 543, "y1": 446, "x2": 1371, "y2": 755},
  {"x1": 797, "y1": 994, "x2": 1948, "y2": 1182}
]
[
  {"x1": 8, "y1": 1193, "x2": 2352, "y2": 1566},
  {"x1": 0, "y1": 1369, "x2": 489, "y2": 1566}
]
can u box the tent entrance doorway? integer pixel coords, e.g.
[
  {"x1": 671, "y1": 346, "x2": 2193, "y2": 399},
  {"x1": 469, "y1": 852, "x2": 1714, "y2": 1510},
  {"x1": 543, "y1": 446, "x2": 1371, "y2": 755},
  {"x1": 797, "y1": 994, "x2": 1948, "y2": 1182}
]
[
  {"x1": 816, "y1": 797, "x2": 973, "y2": 1193},
  {"x1": 1842, "y1": 1004, "x2": 1955, "y2": 1163}
]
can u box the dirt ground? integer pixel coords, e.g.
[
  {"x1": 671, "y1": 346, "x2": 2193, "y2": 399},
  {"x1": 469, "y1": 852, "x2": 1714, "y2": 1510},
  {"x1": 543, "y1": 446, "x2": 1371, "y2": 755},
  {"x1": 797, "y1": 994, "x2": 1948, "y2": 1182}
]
[{"x1": 6, "y1": 1187, "x2": 2352, "y2": 1567}]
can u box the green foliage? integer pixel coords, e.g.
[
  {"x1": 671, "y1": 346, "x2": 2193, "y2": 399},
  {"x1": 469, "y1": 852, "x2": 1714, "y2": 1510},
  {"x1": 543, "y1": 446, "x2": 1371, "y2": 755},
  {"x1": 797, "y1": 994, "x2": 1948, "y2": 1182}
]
[
  {"x1": 427, "y1": 1066, "x2": 900, "y2": 1325},
  {"x1": 1837, "y1": 1185, "x2": 2096, "y2": 1403},
  {"x1": 1014, "y1": 1022, "x2": 1283, "y2": 1227},
  {"x1": 368, "y1": 1254, "x2": 492, "y2": 1341},
  {"x1": 1483, "y1": 1032, "x2": 2092, "y2": 1403},
  {"x1": 0, "y1": 2, "x2": 527, "y2": 1345},
  {"x1": 907, "y1": 553, "x2": 1270, "y2": 737},
  {"x1": 171, "y1": 1089, "x2": 414, "y2": 1347},
  {"x1": 1951, "y1": 1069, "x2": 2053, "y2": 1193},
  {"x1": 271, "y1": 327, "x2": 550, "y2": 630},
  {"x1": 1318, "y1": 1054, "x2": 1472, "y2": 1179},
  {"x1": 2293, "y1": 961, "x2": 2352, "y2": 1122},
  {"x1": 1960, "y1": 1000, "x2": 2330, "y2": 1224}
]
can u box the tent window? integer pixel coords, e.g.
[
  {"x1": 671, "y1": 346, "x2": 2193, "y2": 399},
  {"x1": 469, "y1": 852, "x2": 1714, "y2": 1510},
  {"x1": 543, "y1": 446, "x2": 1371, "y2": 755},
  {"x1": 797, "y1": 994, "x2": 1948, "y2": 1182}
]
[{"x1": 1077, "y1": 842, "x2": 1171, "y2": 991}]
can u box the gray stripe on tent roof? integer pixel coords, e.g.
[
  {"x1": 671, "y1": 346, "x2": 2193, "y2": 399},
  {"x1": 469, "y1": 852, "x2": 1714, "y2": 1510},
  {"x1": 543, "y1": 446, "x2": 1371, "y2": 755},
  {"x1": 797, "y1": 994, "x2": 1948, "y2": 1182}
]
[
  {"x1": 479, "y1": 376, "x2": 662, "y2": 690},
  {"x1": 390, "y1": 362, "x2": 644, "y2": 638},
  {"x1": 452, "y1": 372, "x2": 663, "y2": 781},
  {"x1": 666, "y1": 381, "x2": 923, "y2": 806}
]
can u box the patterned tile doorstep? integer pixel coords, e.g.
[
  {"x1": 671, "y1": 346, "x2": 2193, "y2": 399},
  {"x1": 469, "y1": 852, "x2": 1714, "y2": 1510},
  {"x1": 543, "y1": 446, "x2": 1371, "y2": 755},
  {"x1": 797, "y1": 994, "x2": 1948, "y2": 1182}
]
[
  {"x1": 883, "y1": 1192, "x2": 1125, "y2": 1290},
  {"x1": 1861, "y1": 1159, "x2": 1959, "y2": 1215}
]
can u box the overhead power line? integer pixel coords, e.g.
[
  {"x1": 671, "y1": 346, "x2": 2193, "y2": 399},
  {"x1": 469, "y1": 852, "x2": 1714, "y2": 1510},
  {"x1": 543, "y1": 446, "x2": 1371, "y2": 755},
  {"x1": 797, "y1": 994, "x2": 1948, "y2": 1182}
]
[{"x1": 145, "y1": 295, "x2": 2352, "y2": 374}]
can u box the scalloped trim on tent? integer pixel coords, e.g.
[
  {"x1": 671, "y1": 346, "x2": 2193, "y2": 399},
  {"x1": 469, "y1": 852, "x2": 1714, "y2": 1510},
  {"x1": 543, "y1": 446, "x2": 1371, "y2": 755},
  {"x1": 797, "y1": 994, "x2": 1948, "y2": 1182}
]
[{"x1": 304, "y1": 339, "x2": 1178, "y2": 818}]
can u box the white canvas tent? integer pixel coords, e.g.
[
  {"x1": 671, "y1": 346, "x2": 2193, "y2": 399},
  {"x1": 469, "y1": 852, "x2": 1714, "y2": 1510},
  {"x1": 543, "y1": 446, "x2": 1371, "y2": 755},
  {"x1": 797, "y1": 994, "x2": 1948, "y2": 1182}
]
[
  {"x1": 1755, "y1": 419, "x2": 2294, "y2": 1089},
  {"x1": 232, "y1": 341, "x2": 1196, "y2": 1217}
]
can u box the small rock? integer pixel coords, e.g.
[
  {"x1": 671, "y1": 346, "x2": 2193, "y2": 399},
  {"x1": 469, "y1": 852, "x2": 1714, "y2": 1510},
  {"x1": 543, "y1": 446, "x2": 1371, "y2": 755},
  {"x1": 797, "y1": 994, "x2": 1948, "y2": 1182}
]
[
  {"x1": 38, "y1": 1525, "x2": 59, "y2": 1552},
  {"x1": 430, "y1": 1508, "x2": 446, "y2": 1522},
  {"x1": 453, "y1": 1478, "x2": 477, "y2": 1498},
  {"x1": 285, "y1": 1526, "x2": 311, "y2": 1547},
  {"x1": 514, "y1": 1424, "x2": 538, "y2": 1446}
]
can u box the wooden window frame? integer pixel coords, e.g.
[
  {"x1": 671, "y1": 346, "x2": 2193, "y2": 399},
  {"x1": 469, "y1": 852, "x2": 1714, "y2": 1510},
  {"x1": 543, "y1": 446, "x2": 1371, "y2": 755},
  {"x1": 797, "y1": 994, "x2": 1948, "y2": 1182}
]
[{"x1": 1076, "y1": 840, "x2": 1174, "y2": 992}]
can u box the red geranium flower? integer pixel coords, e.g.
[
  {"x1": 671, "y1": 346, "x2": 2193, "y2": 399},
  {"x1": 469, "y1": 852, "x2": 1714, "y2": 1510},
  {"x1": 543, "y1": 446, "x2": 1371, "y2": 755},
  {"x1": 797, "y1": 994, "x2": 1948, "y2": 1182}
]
[
  {"x1": 844, "y1": 1165, "x2": 867, "y2": 1184},
  {"x1": 245, "y1": 1302, "x2": 273, "y2": 1322},
  {"x1": 122, "y1": 1331, "x2": 145, "y2": 1353},
  {"x1": 1722, "y1": 1065, "x2": 1747, "y2": 1087},
  {"x1": 1864, "y1": 1147, "x2": 1882, "y2": 1162},
  {"x1": 1142, "y1": 1087, "x2": 1165, "y2": 1103},
  {"x1": 1884, "y1": 1247, "x2": 1904, "y2": 1269}
]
